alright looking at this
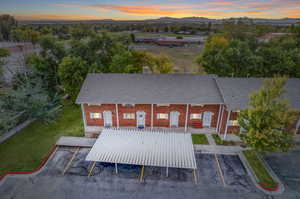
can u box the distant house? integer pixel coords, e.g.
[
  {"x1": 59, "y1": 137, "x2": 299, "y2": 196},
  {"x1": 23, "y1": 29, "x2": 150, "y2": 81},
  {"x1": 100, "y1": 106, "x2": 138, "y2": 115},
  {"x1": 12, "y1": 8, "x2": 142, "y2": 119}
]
[{"x1": 76, "y1": 74, "x2": 300, "y2": 138}]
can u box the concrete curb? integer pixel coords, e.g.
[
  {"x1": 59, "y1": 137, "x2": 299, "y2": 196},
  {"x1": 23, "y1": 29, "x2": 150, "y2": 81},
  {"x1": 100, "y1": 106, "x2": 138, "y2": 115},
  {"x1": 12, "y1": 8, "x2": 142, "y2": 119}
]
[
  {"x1": 238, "y1": 152, "x2": 284, "y2": 195},
  {"x1": 0, "y1": 145, "x2": 57, "y2": 184}
]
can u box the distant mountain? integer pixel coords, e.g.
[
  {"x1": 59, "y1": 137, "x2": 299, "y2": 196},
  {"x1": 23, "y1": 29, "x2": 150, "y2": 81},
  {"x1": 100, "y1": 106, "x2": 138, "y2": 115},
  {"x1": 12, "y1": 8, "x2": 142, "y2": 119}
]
[{"x1": 19, "y1": 17, "x2": 300, "y2": 25}]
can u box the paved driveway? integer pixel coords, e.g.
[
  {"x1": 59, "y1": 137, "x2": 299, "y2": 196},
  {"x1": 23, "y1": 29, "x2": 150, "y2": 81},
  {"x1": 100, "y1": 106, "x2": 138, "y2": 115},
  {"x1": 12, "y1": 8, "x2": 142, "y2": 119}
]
[
  {"x1": 0, "y1": 147, "x2": 299, "y2": 199},
  {"x1": 264, "y1": 149, "x2": 300, "y2": 198}
]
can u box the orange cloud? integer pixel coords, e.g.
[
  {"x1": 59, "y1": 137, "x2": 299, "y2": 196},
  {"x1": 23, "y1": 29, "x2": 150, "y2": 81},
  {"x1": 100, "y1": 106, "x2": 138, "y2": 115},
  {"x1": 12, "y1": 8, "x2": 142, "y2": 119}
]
[
  {"x1": 14, "y1": 14, "x2": 104, "y2": 21},
  {"x1": 207, "y1": 1, "x2": 234, "y2": 6}
]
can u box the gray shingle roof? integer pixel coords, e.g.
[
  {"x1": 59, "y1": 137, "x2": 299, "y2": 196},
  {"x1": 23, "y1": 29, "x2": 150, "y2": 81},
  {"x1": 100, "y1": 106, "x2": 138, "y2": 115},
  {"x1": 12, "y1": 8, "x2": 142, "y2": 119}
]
[
  {"x1": 76, "y1": 73, "x2": 224, "y2": 105},
  {"x1": 216, "y1": 78, "x2": 300, "y2": 110}
]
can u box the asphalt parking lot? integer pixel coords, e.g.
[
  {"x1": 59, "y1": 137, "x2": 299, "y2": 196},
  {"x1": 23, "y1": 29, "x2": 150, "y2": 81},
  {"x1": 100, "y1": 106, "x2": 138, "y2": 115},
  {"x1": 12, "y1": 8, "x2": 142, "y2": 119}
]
[
  {"x1": 41, "y1": 147, "x2": 253, "y2": 190},
  {"x1": 2, "y1": 147, "x2": 300, "y2": 199}
]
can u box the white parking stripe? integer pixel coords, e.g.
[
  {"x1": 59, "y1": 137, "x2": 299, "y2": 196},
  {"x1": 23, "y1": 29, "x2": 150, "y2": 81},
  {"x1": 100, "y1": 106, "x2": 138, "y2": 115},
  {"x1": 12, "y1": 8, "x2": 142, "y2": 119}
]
[
  {"x1": 62, "y1": 147, "x2": 80, "y2": 175},
  {"x1": 214, "y1": 154, "x2": 226, "y2": 186}
]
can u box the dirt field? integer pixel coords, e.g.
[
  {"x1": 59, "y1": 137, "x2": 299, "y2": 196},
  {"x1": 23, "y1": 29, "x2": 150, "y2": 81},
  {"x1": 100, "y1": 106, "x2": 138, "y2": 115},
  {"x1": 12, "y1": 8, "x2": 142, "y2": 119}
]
[{"x1": 131, "y1": 44, "x2": 205, "y2": 74}]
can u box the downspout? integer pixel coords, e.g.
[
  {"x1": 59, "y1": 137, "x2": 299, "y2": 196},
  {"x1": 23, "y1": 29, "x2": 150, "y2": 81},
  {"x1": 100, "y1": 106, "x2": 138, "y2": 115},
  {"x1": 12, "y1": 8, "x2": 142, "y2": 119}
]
[
  {"x1": 151, "y1": 104, "x2": 154, "y2": 130},
  {"x1": 185, "y1": 104, "x2": 189, "y2": 132},
  {"x1": 224, "y1": 110, "x2": 231, "y2": 140},
  {"x1": 115, "y1": 104, "x2": 119, "y2": 129},
  {"x1": 81, "y1": 104, "x2": 87, "y2": 131}
]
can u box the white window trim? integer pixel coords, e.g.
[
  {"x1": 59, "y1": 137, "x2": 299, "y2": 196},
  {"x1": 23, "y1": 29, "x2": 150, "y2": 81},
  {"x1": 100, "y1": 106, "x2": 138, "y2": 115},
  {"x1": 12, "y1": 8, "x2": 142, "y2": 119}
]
[
  {"x1": 228, "y1": 120, "x2": 239, "y2": 126},
  {"x1": 123, "y1": 113, "x2": 135, "y2": 119},
  {"x1": 190, "y1": 113, "x2": 202, "y2": 120},
  {"x1": 157, "y1": 113, "x2": 169, "y2": 119},
  {"x1": 90, "y1": 112, "x2": 102, "y2": 119},
  {"x1": 88, "y1": 104, "x2": 101, "y2": 106},
  {"x1": 122, "y1": 104, "x2": 135, "y2": 107},
  {"x1": 157, "y1": 104, "x2": 170, "y2": 107},
  {"x1": 191, "y1": 104, "x2": 203, "y2": 107}
]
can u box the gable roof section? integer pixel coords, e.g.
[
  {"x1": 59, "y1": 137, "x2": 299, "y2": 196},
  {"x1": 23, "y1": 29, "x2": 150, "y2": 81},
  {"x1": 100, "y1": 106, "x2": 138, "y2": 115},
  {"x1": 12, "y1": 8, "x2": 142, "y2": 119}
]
[
  {"x1": 216, "y1": 78, "x2": 300, "y2": 110},
  {"x1": 76, "y1": 73, "x2": 224, "y2": 105}
]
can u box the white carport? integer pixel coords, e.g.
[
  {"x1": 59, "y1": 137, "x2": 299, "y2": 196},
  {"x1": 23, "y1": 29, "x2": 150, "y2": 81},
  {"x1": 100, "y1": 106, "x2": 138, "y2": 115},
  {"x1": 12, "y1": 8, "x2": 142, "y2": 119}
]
[{"x1": 86, "y1": 128, "x2": 197, "y2": 180}]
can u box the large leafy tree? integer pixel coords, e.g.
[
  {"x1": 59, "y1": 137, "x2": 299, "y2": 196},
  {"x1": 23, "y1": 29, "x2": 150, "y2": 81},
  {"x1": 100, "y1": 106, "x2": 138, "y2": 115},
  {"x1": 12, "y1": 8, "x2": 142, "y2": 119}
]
[
  {"x1": 27, "y1": 35, "x2": 66, "y2": 92},
  {"x1": 197, "y1": 36, "x2": 258, "y2": 76},
  {"x1": 0, "y1": 48, "x2": 10, "y2": 78},
  {"x1": 11, "y1": 27, "x2": 40, "y2": 45},
  {"x1": 1, "y1": 71, "x2": 61, "y2": 132},
  {"x1": 238, "y1": 77, "x2": 298, "y2": 153},
  {"x1": 0, "y1": 15, "x2": 17, "y2": 41},
  {"x1": 58, "y1": 56, "x2": 88, "y2": 101},
  {"x1": 198, "y1": 34, "x2": 300, "y2": 77}
]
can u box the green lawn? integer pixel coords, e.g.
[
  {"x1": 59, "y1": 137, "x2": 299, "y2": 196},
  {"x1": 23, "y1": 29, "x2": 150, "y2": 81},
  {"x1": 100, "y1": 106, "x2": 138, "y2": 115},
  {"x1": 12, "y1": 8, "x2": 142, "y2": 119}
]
[
  {"x1": 212, "y1": 134, "x2": 238, "y2": 146},
  {"x1": 0, "y1": 104, "x2": 84, "y2": 175},
  {"x1": 192, "y1": 134, "x2": 209, "y2": 145},
  {"x1": 243, "y1": 150, "x2": 278, "y2": 188}
]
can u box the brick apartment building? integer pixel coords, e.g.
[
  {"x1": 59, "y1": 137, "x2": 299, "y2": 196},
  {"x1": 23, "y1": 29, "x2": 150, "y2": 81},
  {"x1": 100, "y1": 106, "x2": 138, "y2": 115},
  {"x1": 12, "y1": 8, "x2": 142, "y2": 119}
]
[{"x1": 76, "y1": 74, "x2": 300, "y2": 138}]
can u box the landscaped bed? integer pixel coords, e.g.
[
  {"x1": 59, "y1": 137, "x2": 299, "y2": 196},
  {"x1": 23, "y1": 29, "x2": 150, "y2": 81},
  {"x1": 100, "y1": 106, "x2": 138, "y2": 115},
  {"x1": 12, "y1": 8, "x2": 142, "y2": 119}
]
[
  {"x1": 191, "y1": 134, "x2": 209, "y2": 145},
  {"x1": 0, "y1": 104, "x2": 84, "y2": 175},
  {"x1": 243, "y1": 150, "x2": 278, "y2": 190},
  {"x1": 212, "y1": 134, "x2": 238, "y2": 146}
]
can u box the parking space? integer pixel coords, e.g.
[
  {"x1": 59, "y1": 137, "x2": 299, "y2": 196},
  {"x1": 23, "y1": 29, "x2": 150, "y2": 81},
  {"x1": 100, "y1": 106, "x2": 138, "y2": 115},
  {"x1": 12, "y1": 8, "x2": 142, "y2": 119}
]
[
  {"x1": 36, "y1": 147, "x2": 254, "y2": 192},
  {"x1": 195, "y1": 153, "x2": 222, "y2": 185},
  {"x1": 217, "y1": 154, "x2": 254, "y2": 191}
]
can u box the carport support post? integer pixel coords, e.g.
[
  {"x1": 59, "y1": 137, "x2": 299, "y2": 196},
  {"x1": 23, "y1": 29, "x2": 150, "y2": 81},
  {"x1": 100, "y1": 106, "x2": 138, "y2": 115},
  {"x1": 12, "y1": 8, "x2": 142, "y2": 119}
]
[
  {"x1": 216, "y1": 105, "x2": 222, "y2": 133},
  {"x1": 115, "y1": 163, "x2": 118, "y2": 174},
  {"x1": 224, "y1": 110, "x2": 231, "y2": 140},
  {"x1": 218, "y1": 105, "x2": 225, "y2": 134},
  {"x1": 166, "y1": 167, "x2": 169, "y2": 177},
  {"x1": 184, "y1": 104, "x2": 189, "y2": 132}
]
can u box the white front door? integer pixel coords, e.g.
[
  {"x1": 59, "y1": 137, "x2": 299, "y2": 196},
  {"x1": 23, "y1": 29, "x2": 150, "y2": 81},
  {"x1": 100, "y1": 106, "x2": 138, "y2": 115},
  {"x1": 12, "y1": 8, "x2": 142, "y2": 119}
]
[
  {"x1": 103, "y1": 111, "x2": 112, "y2": 127},
  {"x1": 136, "y1": 111, "x2": 146, "y2": 129},
  {"x1": 203, "y1": 111, "x2": 212, "y2": 128},
  {"x1": 170, "y1": 111, "x2": 180, "y2": 128}
]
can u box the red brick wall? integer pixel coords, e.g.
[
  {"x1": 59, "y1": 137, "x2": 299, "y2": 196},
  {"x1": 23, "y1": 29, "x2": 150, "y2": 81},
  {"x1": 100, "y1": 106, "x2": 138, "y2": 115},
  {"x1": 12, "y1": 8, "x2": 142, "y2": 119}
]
[
  {"x1": 118, "y1": 104, "x2": 151, "y2": 127},
  {"x1": 84, "y1": 104, "x2": 116, "y2": 126},
  {"x1": 83, "y1": 104, "x2": 222, "y2": 129},
  {"x1": 219, "y1": 107, "x2": 240, "y2": 134},
  {"x1": 189, "y1": 104, "x2": 220, "y2": 128}
]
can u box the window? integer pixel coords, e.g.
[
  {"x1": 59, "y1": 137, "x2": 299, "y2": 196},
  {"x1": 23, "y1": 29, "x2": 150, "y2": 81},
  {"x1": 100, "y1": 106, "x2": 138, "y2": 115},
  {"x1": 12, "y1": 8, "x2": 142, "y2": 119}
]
[
  {"x1": 88, "y1": 104, "x2": 101, "y2": 106},
  {"x1": 90, "y1": 112, "x2": 101, "y2": 119},
  {"x1": 123, "y1": 113, "x2": 135, "y2": 119},
  {"x1": 228, "y1": 120, "x2": 239, "y2": 126},
  {"x1": 122, "y1": 104, "x2": 135, "y2": 107},
  {"x1": 157, "y1": 113, "x2": 168, "y2": 119},
  {"x1": 190, "y1": 113, "x2": 202, "y2": 119},
  {"x1": 157, "y1": 104, "x2": 169, "y2": 107},
  {"x1": 191, "y1": 104, "x2": 203, "y2": 107}
]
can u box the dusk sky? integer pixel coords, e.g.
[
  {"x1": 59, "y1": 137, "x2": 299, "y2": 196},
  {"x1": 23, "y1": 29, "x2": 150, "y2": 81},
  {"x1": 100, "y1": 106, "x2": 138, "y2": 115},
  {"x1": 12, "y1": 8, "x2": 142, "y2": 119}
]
[{"x1": 1, "y1": 0, "x2": 300, "y2": 20}]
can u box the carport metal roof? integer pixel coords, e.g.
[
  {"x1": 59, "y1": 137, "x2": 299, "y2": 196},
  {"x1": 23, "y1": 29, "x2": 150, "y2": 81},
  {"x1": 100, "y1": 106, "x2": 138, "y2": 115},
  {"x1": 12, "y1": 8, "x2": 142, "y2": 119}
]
[{"x1": 86, "y1": 128, "x2": 197, "y2": 169}]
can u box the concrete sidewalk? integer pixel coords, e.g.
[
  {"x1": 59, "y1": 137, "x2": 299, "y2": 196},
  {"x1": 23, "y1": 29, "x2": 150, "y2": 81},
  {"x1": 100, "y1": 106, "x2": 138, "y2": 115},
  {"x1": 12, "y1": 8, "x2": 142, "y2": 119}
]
[
  {"x1": 194, "y1": 144, "x2": 249, "y2": 154},
  {"x1": 56, "y1": 136, "x2": 96, "y2": 147}
]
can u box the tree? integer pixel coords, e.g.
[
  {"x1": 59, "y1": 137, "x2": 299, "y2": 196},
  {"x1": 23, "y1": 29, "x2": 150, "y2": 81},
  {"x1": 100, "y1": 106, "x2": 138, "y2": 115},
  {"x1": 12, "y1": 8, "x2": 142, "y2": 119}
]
[
  {"x1": 27, "y1": 35, "x2": 66, "y2": 92},
  {"x1": 58, "y1": 57, "x2": 88, "y2": 101},
  {"x1": 238, "y1": 77, "x2": 298, "y2": 153},
  {"x1": 131, "y1": 50, "x2": 173, "y2": 73},
  {"x1": 0, "y1": 48, "x2": 10, "y2": 78},
  {"x1": 0, "y1": 71, "x2": 61, "y2": 132},
  {"x1": 151, "y1": 54, "x2": 173, "y2": 73},
  {"x1": 0, "y1": 15, "x2": 17, "y2": 41},
  {"x1": 70, "y1": 24, "x2": 93, "y2": 40}
]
